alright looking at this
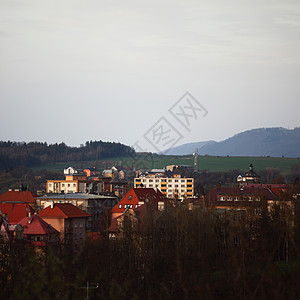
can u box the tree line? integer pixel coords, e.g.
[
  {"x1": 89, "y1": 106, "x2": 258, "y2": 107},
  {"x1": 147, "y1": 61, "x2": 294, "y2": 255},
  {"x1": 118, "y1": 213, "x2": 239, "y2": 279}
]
[
  {"x1": 1, "y1": 201, "x2": 299, "y2": 299},
  {"x1": 0, "y1": 140, "x2": 134, "y2": 170}
]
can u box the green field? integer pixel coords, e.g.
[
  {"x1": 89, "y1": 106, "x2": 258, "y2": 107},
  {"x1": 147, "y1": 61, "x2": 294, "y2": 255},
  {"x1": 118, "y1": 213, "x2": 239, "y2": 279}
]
[{"x1": 32, "y1": 155, "x2": 300, "y2": 174}]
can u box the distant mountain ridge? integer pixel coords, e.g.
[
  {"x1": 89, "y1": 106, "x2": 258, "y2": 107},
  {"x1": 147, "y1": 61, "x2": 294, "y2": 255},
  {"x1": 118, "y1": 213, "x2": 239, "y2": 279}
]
[
  {"x1": 163, "y1": 127, "x2": 300, "y2": 158},
  {"x1": 161, "y1": 141, "x2": 216, "y2": 155}
]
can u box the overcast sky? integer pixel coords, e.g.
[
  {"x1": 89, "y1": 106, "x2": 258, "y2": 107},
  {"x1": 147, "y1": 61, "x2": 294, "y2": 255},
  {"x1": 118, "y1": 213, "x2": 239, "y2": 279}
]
[{"x1": 0, "y1": 0, "x2": 299, "y2": 152}]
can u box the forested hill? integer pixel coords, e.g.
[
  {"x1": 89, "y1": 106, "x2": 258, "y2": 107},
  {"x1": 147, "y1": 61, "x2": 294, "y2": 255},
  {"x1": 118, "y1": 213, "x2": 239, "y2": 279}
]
[
  {"x1": 165, "y1": 127, "x2": 300, "y2": 158},
  {"x1": 0, "y1": 140, "x2": 134, "y2": 170}
]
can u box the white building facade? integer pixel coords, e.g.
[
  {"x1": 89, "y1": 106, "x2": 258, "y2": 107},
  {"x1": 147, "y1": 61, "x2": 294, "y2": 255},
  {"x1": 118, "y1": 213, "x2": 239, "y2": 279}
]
[{"x1": 134, "y1": 176, "x2": 194, "y2": 199}]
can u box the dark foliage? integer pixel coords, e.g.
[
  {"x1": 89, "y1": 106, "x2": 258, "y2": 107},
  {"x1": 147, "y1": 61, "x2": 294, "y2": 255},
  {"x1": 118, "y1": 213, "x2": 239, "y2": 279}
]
[
  {"x1": 1, "y1": 203, "x2": 300, "y2": 300},
  {"x1": 0, "y1": 140, "x2": 134, "y2": 170},
  {"x1": 0, "y1": 166, "x2": 63, "y2": 194}
]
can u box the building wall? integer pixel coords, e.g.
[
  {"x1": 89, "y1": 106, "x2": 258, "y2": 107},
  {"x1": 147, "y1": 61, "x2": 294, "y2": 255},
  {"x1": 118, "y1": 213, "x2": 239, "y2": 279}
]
[
  {"x1": 40, "y1": 217, "x2": 65, "y2": 241},
  {"x1": 134, "y1": 177, "x2": 194, "y2": 198}
]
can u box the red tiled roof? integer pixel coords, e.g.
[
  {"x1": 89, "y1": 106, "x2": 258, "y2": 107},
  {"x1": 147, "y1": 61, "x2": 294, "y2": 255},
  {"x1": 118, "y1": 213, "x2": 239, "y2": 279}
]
[
  {"x1": 106, "y1": 217, "x2": 118, "y2": 232},
  {"x1": 19, "y1": 215, "x2": 59, "y2": 235},
  {"x1": 107, "y1": 202, "x2": 163, "y2": 233},
  {"x1": 111, "y1": 188, "x2": 166, "y2": 214},
  {"x1": 39, "y1": 203, "x2": 91, "y2": 219},
  {"x1": 0, "y1": 203, "x2": 34, "y2": 224},
  {"x1": 0, "y1": 191, "x2": 35, "y2": 204}
]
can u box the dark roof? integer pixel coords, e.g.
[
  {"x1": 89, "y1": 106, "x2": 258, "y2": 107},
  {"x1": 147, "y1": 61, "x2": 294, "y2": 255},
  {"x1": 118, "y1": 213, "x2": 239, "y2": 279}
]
[{"x1": 205, "y1": 186, "x2": 278, "y2": 203}]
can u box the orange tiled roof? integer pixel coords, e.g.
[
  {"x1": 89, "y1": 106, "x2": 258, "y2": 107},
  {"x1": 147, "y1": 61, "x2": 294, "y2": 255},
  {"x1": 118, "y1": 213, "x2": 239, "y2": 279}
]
[
  {"x1": 39, "y1": 203, "x2": 91, "y2": 219},
  {"x1": 0, "y1": 191, "x2": 35, "y2": 204}
]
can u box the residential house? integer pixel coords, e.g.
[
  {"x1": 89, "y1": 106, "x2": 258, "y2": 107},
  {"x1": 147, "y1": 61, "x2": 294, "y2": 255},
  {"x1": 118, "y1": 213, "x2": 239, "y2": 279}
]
[
  {"x1": 111, "y1": 188, "x2": 166, "y2": 220},
  {"x1": 39, "y1": 203, "x2": 91, "y2": 248},
  {"x1": 36, "y1": 193, "x2": 118, "y2": 224},
  {"x1": 18, "y1": 214, "x2": 59, "y2": 247},
  {"x1": 64, "y1": 167, "x2": 83, "y2": 175},
  {"x1": 47, "y1": 173, "x2": 102, "y2": 194},
  {"x1": 0, "y1": 202, "x2": 34, "y2": 224},
  {"x1": 84, "y1": 167, "x2": 100, "y2": 177},
  {"x1": 107, "y1": 199, "x2": 170, "y2": 240},
  {"x1": 0, "y1": 191, "x2": 36, "y2": 209},
  {"x1": 237, "y1": 164, "x2": 260, "y2": 186}
]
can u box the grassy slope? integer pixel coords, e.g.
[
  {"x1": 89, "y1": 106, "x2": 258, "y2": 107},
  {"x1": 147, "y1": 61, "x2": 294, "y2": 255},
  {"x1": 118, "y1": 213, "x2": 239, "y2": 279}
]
[{"x1": 32, "y1": 155, "x2": 300, "y2": 174}]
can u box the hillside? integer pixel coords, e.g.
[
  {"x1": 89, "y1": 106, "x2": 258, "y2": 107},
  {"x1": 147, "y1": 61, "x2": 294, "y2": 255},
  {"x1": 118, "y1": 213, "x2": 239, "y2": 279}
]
[
  {"x1": 162, "y1": 141, "x2": 216, "y2": 155},
  {"x1": 165, "y1": 127, "x2": 300, "y2": 158},
  {"x1": 0, "y1": 140, "x2": 134, "y2": 170}
]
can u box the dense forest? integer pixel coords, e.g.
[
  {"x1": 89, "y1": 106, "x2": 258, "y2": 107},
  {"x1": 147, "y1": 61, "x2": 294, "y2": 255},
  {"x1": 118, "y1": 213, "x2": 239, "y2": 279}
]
[
  {"x1": 0, "y1": 140, "x2": 135, "y2": 170},
  {"x1": 1, "y1": 202, "x2": 299, "y2": 299}
]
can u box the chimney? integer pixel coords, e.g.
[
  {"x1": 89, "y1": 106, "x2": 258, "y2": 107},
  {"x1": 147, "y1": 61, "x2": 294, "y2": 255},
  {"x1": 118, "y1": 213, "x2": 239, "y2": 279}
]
[{"x1": 28, "y1": 212, "x2": 32, "y2": 224}]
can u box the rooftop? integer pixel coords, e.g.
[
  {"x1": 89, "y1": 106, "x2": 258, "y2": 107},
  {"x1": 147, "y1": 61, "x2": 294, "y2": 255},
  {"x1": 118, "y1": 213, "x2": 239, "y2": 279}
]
[{"x1": 39, "y1": 203, "x2": 91, "y2": 219}]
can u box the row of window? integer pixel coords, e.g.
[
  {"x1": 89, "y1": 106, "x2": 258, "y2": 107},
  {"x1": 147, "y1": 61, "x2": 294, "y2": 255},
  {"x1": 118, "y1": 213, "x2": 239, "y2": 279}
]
[
  {"x1": 135, "y1": 178, "x2": 193, "y2": 183},
  {"x1": 219, "y1": 196, "x2": 260, "y2": 201},
  {"x1": 119, "y1": 204, "x2": 139, "y2": 209}
]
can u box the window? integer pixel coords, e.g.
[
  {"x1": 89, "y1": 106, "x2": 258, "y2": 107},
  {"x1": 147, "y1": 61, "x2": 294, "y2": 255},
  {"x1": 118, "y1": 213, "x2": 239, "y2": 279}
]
[
  {"x1": 73, "y1": 183, "x2": 76, "y2": 187},
  {"x1": 119, "y1": 204, "x2": 122, "y2": 209},
  {"x1": 175, "y1": 184, "x2": 178, "y2": 187},
  {"x1": 249, "y1": 197, "x2": 253, "y2": 201},
  {"x1": 175, "y1": 179, "x2": 178, "y2": 182},
  {"x1": 68, "y1": 184, "x2": 70, "y2": 187},
  {"x1": 234, "y1": 197, "x2": 239, "y2": 201},
  {"x1": 149, "y1": 179, "x2": 153, "y2": 182},
  {"x1": 75, "y1": 222, "x2": 78, "y2": 228},
  {"x1": 168, "y1": 184, "x2": 172, "y2": 187},
  {"x1": 168, "y1": 179, "x2": 172, "y2": 182},
  {"x1": 227, "y1": 197, "x2": 232, "y2": 201},
  {"x1": 187, "y1": 179, "x2": 193, "y2": 182},
  {"x1": 128, "y1": 195, "x2": 132, "y2": 200},
  {"x1": 161, "y1": 179, "x2": 167, "y2": 182},
  {"x1": 181, "y1": 179, "x2": 185, "y2": 182},
  {"x1": 155, "y1": 179, "x2": 159, "y2": 182},
  {"x1": 135, "y1": 179, "x2": 141, "y2": 182},
  {"x1": 62, "y1": 183, "x2": 65, "y2": 187},
  {"x1": 220, "y1": 196, "x2": 225, "y2": 201},
  {"x1": 233, "y1": 237, "x2": 240, "y2": 246},
  {"x1": 80, "y1": 222, "x2": 83, "y2": 228}
]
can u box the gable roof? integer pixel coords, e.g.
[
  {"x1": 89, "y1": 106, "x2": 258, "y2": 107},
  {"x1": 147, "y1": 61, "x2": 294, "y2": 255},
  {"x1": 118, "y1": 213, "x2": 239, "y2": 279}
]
[
  {"x1": 205, "y1": 186, "x2": 278, "y2": 204},
  {"x1": 107, "y1": 201, "x2": 168, "y2": 233},
  {"x1": 39, "y1": 203, "x2": 91, "y2": 219},
  {"x1": 19, "y1": 214, "x2": 59, "y2": 235},
  {"x1": 0, "y1": 203, "x2": 34, "y2": 224},
  {"x1": 0, "y1": 191, "x2": 35, "y2": 204},
  {"x1": 111, "y1": 188, "x2": 166, "y2": 214}
]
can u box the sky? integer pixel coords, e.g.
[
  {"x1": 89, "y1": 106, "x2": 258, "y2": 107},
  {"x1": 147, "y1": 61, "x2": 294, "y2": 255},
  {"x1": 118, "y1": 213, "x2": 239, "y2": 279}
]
[{"x1": 0, "y1": 0, "x2": 299, "y2": 152}]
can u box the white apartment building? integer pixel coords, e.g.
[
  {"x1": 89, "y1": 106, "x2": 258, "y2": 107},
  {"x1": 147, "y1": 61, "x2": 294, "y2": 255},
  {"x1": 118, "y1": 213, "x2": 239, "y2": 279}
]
[{"x1": 134, "y1": 176, "x2": 194, "y2": 199}]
